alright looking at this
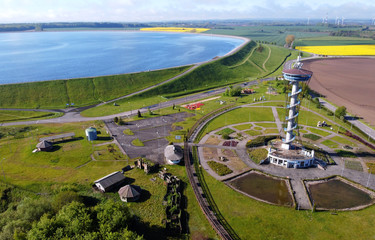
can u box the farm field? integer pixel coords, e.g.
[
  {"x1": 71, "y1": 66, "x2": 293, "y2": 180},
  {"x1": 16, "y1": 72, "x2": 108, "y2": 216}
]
[
  {"x1": 140, "y1": 27, "x2": 210, "y2": 33},
  {"x1": 303, "y1": 58, "x2": 375, "y2": 126},
  {"x1": 296, "y1": 45, "x2": 375, "y2": 55},
  {"x1": 207, "y1": 25, "x2": 331, "y2": 45},
  {"x1": 294, "y1": 36, "x2": 375, "y2": 46}
]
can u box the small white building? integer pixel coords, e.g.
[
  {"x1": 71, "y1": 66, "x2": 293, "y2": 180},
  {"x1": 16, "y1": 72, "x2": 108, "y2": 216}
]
[
  {"x1": 94, "y1": 171, "x2": 126, "y2": 192},
  {"x1": 164, "y1": 145, "x2": 183, "y2": 164}
]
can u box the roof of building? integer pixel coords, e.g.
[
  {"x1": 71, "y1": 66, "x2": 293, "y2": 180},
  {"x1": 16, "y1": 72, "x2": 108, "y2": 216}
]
[
  {"x1": 94, "y1": 171, "x2": 126, "y2": 190},
  {"x1": 85, "y1": 127, "x2": 97, "y2": 133},
  {"x1": 164, "y1": 145, "x2": 183, "y2": 161},
  {"x1": 118, "y1": 185, "x2": 142, "y2": 198},
  {"x1": 282, "y1": 68, "x2": 313, "y2": 76},
  {"x1": 36, "y1": 140, "x2": 53, "y2": 149},
  {"x1": 39, "y1": 132, "x2": 75, "y2": 142}
]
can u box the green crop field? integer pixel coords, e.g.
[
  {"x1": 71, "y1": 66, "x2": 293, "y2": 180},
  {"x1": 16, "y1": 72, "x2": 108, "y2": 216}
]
[
  {"x1": 294, "y1": 36, "x2": 375, "y2": 46},
  {"x1": 207, "y1": 25, "x2": 330, "y2": 45}
]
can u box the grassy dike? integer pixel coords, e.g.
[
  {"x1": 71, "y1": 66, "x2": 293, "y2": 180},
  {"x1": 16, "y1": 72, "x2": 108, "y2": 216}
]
[
  {"x1": 82, "y1": 42, "x2": 294, "y2": 117},
  {"x1": 0, "y1": 66, "x2": 190, "y2": 109}
]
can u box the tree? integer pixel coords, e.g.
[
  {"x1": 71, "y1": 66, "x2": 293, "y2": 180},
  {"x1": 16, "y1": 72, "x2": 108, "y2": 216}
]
[
  {"x1": 285, "y1": 35, "x2": 295, "y2": 47},
  {"x1": 335, "y1": 106, "x2": 347, "y2": 119},
  {"x1": 114, "y1": 117, "x2": 119, "y2": 123},
  {"x1": 137, "y1": 110, "x2": 142, "y2": 118}
]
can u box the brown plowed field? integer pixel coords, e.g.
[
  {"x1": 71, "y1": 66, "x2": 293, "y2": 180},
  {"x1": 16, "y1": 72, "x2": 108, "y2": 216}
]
[{"x1": 303, "y1": 58, "x2": 375, "y2": 126}]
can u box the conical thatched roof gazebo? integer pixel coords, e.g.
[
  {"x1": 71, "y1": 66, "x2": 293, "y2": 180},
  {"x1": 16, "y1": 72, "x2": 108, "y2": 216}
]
[
  {"x1": 36, "y1": 140, "x2": 53, "y2": 151},
  {"x1": 118, "y1": 185, "x2": 142, "y2": 202}
]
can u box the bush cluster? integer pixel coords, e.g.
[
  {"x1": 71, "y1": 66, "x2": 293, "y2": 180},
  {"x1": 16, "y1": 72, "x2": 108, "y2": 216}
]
[
  {"x1": 246, "y1": 135, "x2": 279, "y2": 148},
  {"x1": 207, "y1": 161, "x2": 233, "y2": 176}
]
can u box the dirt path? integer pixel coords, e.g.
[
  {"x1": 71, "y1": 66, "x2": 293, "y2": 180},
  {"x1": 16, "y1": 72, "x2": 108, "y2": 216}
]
[{"x1": 262, "y1": 45, "x2": 272, "y2": 71}]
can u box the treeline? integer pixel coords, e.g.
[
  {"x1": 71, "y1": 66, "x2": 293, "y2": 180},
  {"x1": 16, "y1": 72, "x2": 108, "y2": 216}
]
[
  {"x1": 0, "y1": 186, "x2": 143, "y2": 240},
  {"x1": 0, "y1": 22, "x2": 151, "y2": 32}
]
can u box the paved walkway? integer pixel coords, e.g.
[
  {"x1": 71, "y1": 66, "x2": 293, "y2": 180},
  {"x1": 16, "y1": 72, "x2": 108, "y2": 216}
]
[{"x1": 271, "y1": 106, "x2": 285, "y2": 138}]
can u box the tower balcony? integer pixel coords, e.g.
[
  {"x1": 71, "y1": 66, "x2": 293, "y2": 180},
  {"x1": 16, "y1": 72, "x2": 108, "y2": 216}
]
[
  {"x1": 288, "y1": 88, "x2": 302, "y2": 97},
  {"x1": 285, "y1": 112, "x2": 299, "y2": 121},
  {"x1": 286, "y1": 100, "x2": 301, "y2": 109}
]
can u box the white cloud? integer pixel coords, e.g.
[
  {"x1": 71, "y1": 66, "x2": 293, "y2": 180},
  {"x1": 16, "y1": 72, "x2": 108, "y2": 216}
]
[{"x1": 0, "y1": 0, "x2": 375, "y2": 23}]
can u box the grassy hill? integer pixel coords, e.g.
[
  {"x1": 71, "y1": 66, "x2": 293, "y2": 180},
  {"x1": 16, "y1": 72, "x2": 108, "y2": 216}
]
[
  {"x1": 0, "y1": 66, "x2": 190, "y2": 109},
  {"x1": 82, "y1": 41, "x2": 294, "y2": 117}
]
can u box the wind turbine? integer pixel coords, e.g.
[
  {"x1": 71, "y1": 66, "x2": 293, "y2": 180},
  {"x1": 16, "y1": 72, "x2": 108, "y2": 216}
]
[
  {"x1": 341, "y1": 16, "x2": 345, "y2": 26},
  {"x1": 307, "y1": 17, "x2": 310, "y2": 25},
  {"x1": 336, "y1": 17, "x2": 340, "y2": 25}
]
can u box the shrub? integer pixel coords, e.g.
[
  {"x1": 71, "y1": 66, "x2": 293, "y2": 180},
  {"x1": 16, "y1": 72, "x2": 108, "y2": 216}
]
[
  {"x1": 207, "y1": 161, "x2": 233, "y2": 176},
  {"x1": 246, "y1": 135, "x2": 278, "y2": 148},
  {"x1": 303, "y1": 133, "x2": 321, "y2": 141},
  {"x1": 335, "y1": 150, "x2": 357, "y2": 158}
]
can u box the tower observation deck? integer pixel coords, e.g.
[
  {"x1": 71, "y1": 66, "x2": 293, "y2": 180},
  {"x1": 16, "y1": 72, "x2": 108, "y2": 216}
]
[{"x1": 267, "y1": 57, "x2": 315, "y2": 168}]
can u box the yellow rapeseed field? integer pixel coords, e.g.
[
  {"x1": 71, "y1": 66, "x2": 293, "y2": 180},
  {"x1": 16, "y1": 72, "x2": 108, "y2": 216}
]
[
  {"x1": 296, "y1": 45, "x2": 375, "y2": 55},
  {"x1": 140, "y1": 27, "x2": 210, "y2": 33}
]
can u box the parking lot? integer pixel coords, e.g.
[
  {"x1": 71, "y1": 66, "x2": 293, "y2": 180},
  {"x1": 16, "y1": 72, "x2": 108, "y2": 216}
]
[{"x1": 105, "y1": 112, "x2": 192, "y2": 164}]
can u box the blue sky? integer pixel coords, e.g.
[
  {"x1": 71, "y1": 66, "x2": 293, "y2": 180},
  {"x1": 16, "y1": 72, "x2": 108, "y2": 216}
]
[{"x1": 1, "y1": 0, "x2": 375, "y2": 23}]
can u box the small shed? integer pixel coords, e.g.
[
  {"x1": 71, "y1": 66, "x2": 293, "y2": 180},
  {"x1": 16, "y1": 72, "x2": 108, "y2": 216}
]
[
  {"x1": 118, "y1": 185, "x2": 142, "y2": 202},
  {"x1": 164, "y1": 144, "x2": 183, "y2": 165},
  {"x1": 36, "y1": 140, "x2": 53, "y2": 151},
  {"x1": 85, "y1": 127, "x2": 97, "y2": 141},
  {"x1": 94, "y1": 171, "x2": 126, "y2": 192}
]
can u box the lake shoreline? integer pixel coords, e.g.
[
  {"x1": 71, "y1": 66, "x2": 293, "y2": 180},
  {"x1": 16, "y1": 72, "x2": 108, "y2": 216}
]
[{"x1": 0, "y1": 30, "x2": 249, "y2": 86}]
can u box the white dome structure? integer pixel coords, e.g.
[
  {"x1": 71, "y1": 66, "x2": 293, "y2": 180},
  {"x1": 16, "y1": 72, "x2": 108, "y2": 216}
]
[{"x1": 164, "y1": 145, "x2": 183, "y2": 164}]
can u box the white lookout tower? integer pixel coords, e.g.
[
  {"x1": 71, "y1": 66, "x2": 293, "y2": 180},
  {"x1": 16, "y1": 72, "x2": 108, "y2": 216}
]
[{"x1": 267, "y1": 57, "x2": 315, "y2": 168}]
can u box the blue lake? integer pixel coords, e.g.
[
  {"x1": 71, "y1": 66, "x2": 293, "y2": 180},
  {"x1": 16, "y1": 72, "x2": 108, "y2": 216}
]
[{"x1": 0, "y1": 31, "x2": 244, "y2": 84}]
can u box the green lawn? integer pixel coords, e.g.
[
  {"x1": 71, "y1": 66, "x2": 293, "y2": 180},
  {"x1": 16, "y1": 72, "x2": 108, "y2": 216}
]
[
  {"x1": 264, "y1": 129, "x2": 279, "y2": 134},
  {"x1": 205, "y1": 107, "x2": 274, "y2": 133},
  {"x1": 131, "y1": 138, "x2": 144, "y2": 147},
  {"x1": 303, "y1": 133, "x2": 321, "y2": 141},
  {"x1": 233, "y1": 123, "x2": 253, "y2": 130},
  {"x1": 0, "y1": 110, "x2": 62, "y2": 123},
  {"x1": 330, "y1": 136, "x2": 357, "y2": 147},
  {"x1": 203, "y1": 170, "x2": 375, "y2": 240},
  {"x1": 277, "y1": 108, "x2": 334, "y2": 128},
  {"x1": 321, "y1": 139, "x2": 339, "y2": 149},
  {"x1": 254, "y1": 122, "x2": 277, "y2": 128},
  {"x1": 0, "y1": 121, "x2": 125, "y2": 187},
  {"x1": 93, "y1": 144, "x2": 128, "y2": 161},
  {"x1": 123, "y1": 128, "x2": 134, "y2": 135},
  {"x1": 306, "y1": 127, "x2": 332, "y2": 137},
  {"x1": 245, "y1": 130, "x2": 262, "y2": 136},
  {"x1": 216, "y1": 128, "x2": 235, "y2": 136}
]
